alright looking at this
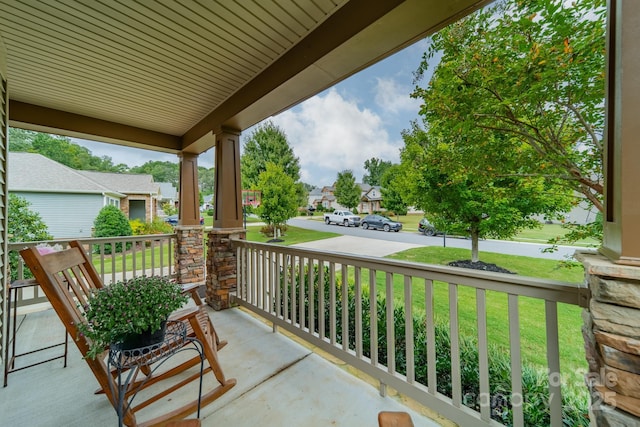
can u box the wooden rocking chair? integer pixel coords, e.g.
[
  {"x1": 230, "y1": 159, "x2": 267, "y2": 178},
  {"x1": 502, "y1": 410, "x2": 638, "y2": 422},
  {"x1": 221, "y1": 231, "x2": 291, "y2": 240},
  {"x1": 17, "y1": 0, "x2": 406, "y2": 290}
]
[{"x1": 20, "y1": 242, "x2": 236, "y2": 427}]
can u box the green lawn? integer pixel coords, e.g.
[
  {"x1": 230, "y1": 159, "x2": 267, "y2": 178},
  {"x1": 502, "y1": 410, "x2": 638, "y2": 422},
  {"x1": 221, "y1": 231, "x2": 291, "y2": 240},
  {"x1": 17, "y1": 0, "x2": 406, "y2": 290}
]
[
  {"x1": 244, "y1": 225, "x2": 340, "y2": 245},
  {"x1": 386, "y1": 246, "x2": 586, "y2": 375},
  {"x1": 92, "y1": 244, "x2": 173, "y2": 275}
]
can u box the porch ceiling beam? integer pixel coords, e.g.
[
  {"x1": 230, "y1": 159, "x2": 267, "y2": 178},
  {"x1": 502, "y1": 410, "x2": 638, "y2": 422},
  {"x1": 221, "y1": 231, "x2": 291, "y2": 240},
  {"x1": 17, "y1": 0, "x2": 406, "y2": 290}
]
[{"x1": 9, "y1": 100, "x2": 181, "y2": 153}]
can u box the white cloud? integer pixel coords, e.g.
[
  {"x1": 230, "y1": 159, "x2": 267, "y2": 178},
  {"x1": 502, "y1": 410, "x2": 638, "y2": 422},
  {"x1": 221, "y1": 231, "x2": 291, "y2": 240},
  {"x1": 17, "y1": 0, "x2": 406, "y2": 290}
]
[
  {"x1": 270, "y1": 88, "x2": 401, "y2": 186},
  {"x1": 374, "y1": 77, "x2": 421, "y2": 115}
]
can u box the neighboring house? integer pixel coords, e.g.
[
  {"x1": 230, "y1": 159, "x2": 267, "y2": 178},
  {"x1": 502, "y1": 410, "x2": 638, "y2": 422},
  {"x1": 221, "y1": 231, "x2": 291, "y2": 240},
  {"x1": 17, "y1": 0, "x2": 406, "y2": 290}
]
[
  {"x1": 307, "y1": 187, "x2": 322, "y2": 209},
  {"x1": 78, "y1": 170, "x2": 160, "y2": 222},
  {"x1": 157, "y1": 182, "x2": 178, "y2": 212},
  {"x1": 358, "y1": 184, "x2": 383, "y2": 214},
  {"x1": 315, "y1": 183, "x2": 385, "y2": 213},
  {"x1": 202, "y1": 194, "x2": 213, "y2": 211},
  {"x1": 8, "y1": 152, "x2": 125, "y2": 238}
]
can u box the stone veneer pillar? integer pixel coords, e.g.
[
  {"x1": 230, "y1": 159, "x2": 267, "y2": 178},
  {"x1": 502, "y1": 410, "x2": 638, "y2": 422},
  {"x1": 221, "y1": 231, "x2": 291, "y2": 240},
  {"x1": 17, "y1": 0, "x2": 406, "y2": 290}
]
[
  {"x1": 576, "y1": 251, "x2": 640, "y2": 426},
  {"x1": 173, "y1": 226, "x2": 205, "y2": 286},
  {"x1": 206, "y1": 228, "x2": 245, "y2": 310}
]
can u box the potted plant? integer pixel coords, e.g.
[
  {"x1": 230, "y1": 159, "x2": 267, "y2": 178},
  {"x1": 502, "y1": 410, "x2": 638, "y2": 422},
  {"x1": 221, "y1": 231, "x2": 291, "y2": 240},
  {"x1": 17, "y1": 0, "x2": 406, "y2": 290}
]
[{"x1": 78, "y1": 276, "x2": 189, "y2": 359}]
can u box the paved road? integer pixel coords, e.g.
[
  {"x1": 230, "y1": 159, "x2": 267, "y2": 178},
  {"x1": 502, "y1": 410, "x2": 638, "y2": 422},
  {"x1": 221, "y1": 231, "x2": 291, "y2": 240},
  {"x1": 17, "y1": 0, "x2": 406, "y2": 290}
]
[{"x1": 287, "y1": 217, "x2": 591, "y2": 261}]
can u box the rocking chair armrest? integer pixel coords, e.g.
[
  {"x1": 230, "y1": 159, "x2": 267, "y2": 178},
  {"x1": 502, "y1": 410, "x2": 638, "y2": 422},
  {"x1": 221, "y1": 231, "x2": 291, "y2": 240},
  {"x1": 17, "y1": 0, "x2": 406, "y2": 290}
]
[
  {"x1": 181, "y1": 283, "x2": 204, "y2": 306},
  {"x1": 168, "y1": 306, "x2": 200, "y2": 322}
]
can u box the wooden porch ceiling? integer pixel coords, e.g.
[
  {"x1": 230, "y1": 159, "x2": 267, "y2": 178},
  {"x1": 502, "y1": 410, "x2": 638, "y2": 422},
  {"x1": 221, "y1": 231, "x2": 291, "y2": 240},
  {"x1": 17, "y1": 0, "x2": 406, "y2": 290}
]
[{"x1": 0, "y1": 0, "x2": 491, "y2": 155}]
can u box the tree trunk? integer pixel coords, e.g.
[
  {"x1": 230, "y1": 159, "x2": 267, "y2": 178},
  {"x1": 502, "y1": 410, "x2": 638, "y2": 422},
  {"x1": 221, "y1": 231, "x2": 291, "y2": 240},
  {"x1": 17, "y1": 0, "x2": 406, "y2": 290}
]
[{"x1": 471, "y1": 229, "x2": 480, "y2": 263}]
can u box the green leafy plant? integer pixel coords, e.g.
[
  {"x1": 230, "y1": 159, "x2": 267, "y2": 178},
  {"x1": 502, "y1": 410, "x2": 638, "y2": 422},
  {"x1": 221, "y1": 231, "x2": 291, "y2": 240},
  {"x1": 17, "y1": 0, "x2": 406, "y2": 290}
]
[
  {"x1": 78, "y1": 276, "x2": 188, "y2": 359},
  {"x1": 93, "y1": 205, "x2": 133, "y2": 254}
]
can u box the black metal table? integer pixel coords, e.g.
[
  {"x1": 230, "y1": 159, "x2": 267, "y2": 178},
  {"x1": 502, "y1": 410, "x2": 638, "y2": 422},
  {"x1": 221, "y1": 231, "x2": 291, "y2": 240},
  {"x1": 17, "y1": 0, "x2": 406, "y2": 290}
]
[
  {"x1": 107, "y1": 321, "x2": 204, "y2": 427},
  {"x1": 3, "y1": 278, "x2": 68, "y2": 387}
]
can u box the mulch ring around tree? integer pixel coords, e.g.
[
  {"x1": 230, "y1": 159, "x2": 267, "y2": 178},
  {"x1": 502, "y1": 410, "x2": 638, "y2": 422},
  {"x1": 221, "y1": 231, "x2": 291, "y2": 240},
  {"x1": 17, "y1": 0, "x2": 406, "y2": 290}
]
[{"x1": 448, "y1": 260, "x2": 515, "y2": 274}]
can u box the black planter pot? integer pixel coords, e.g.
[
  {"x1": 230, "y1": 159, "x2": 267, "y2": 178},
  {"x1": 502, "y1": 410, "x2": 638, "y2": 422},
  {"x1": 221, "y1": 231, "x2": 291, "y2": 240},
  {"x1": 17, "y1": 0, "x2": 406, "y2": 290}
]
[{"x1": 119, "y1": 320, "x2": 167, "y2": 352}]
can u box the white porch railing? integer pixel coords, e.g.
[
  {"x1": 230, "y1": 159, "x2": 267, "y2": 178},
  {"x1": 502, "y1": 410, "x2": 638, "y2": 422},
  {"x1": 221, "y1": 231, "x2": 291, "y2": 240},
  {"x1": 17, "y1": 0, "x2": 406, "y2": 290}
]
[
  {"x1": 7, "y1": 234, "x2": 177, "y2": 308},
  {"x1": 232, "y1": 239, "x2": 590, "y2": 427}
]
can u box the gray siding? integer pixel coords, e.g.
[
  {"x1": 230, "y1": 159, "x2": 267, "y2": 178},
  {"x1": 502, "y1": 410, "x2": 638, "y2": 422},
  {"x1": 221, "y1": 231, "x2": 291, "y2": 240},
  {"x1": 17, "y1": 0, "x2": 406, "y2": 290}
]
[{"x1": 13, "y1": 192, "x2": 104, "y2": 238}]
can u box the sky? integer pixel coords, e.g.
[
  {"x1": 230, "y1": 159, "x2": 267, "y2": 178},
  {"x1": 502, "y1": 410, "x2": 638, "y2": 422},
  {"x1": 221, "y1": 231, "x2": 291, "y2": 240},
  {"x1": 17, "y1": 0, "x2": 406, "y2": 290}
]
[{"x1": 74, "y1": 39, "x2": 431, "y2": 188}]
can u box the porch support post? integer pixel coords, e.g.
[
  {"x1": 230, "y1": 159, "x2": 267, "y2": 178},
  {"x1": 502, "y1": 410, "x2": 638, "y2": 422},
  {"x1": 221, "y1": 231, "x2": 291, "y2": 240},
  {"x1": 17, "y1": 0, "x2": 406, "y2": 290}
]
[
  {"x1": 580, "y1": 1, "x2": 640, "y2": 425},
  {"x1": 177, "y1": 152, "x2": 201, "y2": 226},
  {"x1": 174, "y1": 152, "x2": 204, "y2": 286},
  {"x1": 206, "y1": 127, "x2": 245, "y2": 310},
  {"x1": 600, "y1": 0, "x2": 640, "y2": 265},
  {"x1": 213, "y1": 127, "x2": 243, "y2": 229}
]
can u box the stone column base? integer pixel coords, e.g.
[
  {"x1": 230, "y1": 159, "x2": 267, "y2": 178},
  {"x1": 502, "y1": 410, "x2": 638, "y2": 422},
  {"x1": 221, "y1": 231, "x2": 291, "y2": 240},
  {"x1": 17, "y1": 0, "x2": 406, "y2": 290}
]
[
  {"x1": 577, "y1": 250, "x2": 640, "y2": 425},
  {"x1": 174, "y1": 225, "x2": 205, "y2": 285},
  {"x1": 206, "y1": 228, "x2": 245, "y2": 310}
]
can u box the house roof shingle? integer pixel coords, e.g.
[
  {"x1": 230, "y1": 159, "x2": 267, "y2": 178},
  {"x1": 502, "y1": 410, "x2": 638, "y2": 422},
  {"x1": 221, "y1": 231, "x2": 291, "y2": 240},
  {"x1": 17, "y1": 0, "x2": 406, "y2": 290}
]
[
  {"x1": 78, "y1": 170, "x2": 159, "y2": 195},
  {"x1": 8, "y1": 152, "x2": 123, "y2": 196}
]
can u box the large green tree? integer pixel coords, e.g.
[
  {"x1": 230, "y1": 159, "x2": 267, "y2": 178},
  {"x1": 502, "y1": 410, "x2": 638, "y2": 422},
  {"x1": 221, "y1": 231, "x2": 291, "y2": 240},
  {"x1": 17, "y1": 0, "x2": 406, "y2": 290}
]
[
  {"x1": 334, "y1": 170, "x2": 361, "y2": 211},
  {"x1": 362, "y1": 157, "x2": 392, "y2": 186},
  {"x1": 380, "y1": 164, "x2": 408, "y2": 217},
  {"x1": 9, "y1": 128, "x2": 127, "y2": 172},
  {"x1": 412, "y1": 0, "x2": 606, "y2": 242},
  {"x1": 240, "y1": 121, "x2": 301, "y2": 190},
  {"x1": 130, "y1": 161, "x2": 179, "y2": 187},
  {"x1": 400, "y1": 123, "x2": 572, "y2": 262},
  {"x1": 256, "y1": 162, "x2": 299, "y2": 238}
]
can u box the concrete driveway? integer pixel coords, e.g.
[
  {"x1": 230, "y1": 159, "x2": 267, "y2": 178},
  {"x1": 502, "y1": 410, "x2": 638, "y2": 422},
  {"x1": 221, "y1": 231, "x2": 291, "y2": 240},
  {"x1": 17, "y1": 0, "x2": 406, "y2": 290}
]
[{"x1": 292, "y1": 235, "x2": 422, "y2": 257}]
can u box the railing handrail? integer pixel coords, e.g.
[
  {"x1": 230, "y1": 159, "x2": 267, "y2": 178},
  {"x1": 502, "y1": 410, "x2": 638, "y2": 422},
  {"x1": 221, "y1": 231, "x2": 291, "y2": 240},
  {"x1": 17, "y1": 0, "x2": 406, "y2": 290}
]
[{"x1": 7, "y1": 234, "x2": 177, "y2": 309}]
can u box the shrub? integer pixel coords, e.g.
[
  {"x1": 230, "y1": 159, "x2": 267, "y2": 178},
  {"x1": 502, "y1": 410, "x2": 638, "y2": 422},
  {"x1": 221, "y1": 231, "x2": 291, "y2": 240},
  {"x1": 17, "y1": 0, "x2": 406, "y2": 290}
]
[
  {"x1": 93, "y1": 205, "x2": 133, "y2": 254},
  {"x1": 260, "y1": 223, "x2": 288, "y2": 238},
  {"x1": 281, "y1": 264, "x2": 590, "y2": 426},
  {"x1": 207, "y1": 208, "x2": 214, "y2": 217},
  {"x1": 130, "y1": 218, "x2": 173, "y2": 236},
  {"x1": 8, "y1": 194, "x2": 53, "y2": 280}
]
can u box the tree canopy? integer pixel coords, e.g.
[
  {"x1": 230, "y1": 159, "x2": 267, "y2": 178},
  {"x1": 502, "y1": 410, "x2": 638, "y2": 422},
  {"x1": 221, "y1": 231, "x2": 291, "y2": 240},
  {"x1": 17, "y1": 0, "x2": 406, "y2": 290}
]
[
  {"x1": 400, "y1": 123, "x2": 573, "y2": 262},
  {"x1": 256, "y1": 162, "x2": 299, "y2": 237},
  {"x1": 412, "y1": 0, "x2": 606, "y2": 214},
  {"x1": 380, "y1": 164, "x2": 408, "y2": 217},
  {"x1": 363, "y1": 157, "x2": 392, "y2": 186},
  {"x1": 240, "y1": 121, "x2": 301, "y2": 190},
  {"x1": 9, "y1": 128, "x2": 127, "y2": 172},
  {"x1": 334, "y1": 170, "x2": 361, "y2": 211}
]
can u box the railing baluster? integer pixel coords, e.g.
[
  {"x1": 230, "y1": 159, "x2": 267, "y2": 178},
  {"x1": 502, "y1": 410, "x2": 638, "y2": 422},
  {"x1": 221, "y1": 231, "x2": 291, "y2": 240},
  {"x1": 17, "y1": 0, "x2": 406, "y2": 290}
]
[
  {"x1": 426, "y1": 278, "x2": 436, "y2": 395},
  {"x1": 477, "y1": 288, "x2": 491, "y2": 421},
  {"x1": 308, "y1": 257, "x2": 315, "y2": 336},
  {"x1": 299, "y1": 257, "x2": 305, "y2": 331},
  {"x1": 330, "y1": 262, "x2": 336, "y2": 345},
  {"x1": 546, "y1": 300, "x2": 562, "y2": 427},
  {"x1": 509, "y1": 294, "x2": 524, "y2": 426},
  {"x1": 404, "y1": 275, "x2": 414, "y2": 384},
  {"x1": 341, "y1": 264, "x2": 349, "y2": 351},
  {"x1": 318, "y1": 260, "x2": 325, "y2": 340},
  {"x1": 291, "y1": 255, "x2": 297, "y2": 327},
  {"x1": 262, "y1": 249, "x2": 268, "y2": 310},
  {"x1": 355, "y1": 266, "x2": 362, "y2": 358},
  {"x1": 450, "y1": 283, "x2": 461, "y2": 407},
  {"x1": 283, "y1": 254, "x2": 289, "y2": 324},
  {"x1": 275, "y1": 251, "x2": 282, "y2": 319},
  {"x1": 386, "y1": 272, "x2": 395, "y2": 374},
  {"x1": 370, "y1": 269, "x2": 378, "y2": 367}
]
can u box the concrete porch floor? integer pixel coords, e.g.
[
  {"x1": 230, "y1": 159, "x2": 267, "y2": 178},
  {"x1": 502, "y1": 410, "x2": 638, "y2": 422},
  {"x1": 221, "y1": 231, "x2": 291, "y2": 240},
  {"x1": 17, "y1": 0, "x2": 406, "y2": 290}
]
[{"x1": 1, "y1": 305, "x2": 446, "y2": 427}]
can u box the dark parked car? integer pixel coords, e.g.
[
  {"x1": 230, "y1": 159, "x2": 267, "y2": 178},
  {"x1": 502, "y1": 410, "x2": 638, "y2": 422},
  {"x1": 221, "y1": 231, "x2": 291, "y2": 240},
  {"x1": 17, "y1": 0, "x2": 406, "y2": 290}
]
[
  {"x1": 360, "y1": 214, "x2": 402, "y2": 232},
  {"x1": 418, "y1": 218, "x2": 440, "y2": 236},
  {"x1": 164, "y1": 214, "x2": 204, "y2": 226}
]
